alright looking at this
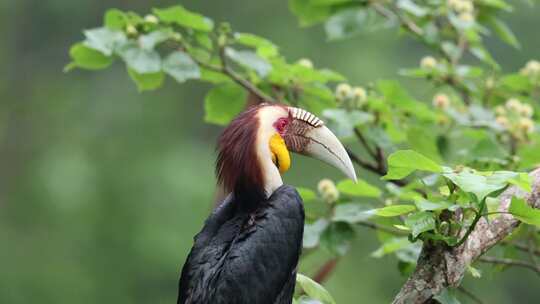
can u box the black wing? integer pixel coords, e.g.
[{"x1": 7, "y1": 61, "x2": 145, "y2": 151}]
[{"x1": 177, "y1": 185, "x2": 304, "y2": 304}]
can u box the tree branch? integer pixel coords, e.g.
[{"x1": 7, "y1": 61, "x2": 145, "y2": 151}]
[
  {"x1": 478, "y1": 256, "x2": 540, "y2": 275},
  {"x1": 392, "y1": 168, "x2": 540, "y2": 304},
  {"x1": 313, "y1": 258, "x2": 340, "y2": 284},
  {"x1": 189, "y1": 46, "x2": 276, "y2": 104}
]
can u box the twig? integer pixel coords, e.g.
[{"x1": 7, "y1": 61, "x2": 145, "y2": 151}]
[
  {"x1": 504, "y1": 241, "x2": 540, "y2": 257},
  {"x1": 217, "y1": 47, "x2": 277, "y2": 103},
  {"x1": 371, "y1": 2, "x2": 424, "y2": 37},
  {"x1": 354, "y1": 128, "x2": 377, "y2": 160},
  {"x1": 453, "y1": 200, "x2": 486, "y2": 248},
  {"x1": 346, "y1": 147, "x2": 427, "y2": 197},
  {"x1": 313, "y1": 258, "x2": 339, "y2": 283},
  {"x1": 457, "y1": 286, "x2": 484, "y2": 304},
  {"x1": 189, "y1": 47, "x2": 276, "y2": 103},
  {"x1": 357, "y1": 220, "x2": 407, "y2": 235},
  {"x1": 478, "y1": 256, "x2": 540, "y2": 275},
  {"x1": 346, "y1": 147, "x2": 381, "y2": 174}
]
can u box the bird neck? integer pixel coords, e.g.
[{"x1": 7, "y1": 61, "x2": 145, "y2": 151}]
[{"x1": 255, "y1": 108, "x2": 285, "y2": 198}]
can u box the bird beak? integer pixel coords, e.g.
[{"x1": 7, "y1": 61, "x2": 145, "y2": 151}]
[
  {"x1": 300, "y1": 125, "x2": 357, "y2": 182},
  {"x1": 283, "y1": 106, "x2": 357, "y2": 182}
]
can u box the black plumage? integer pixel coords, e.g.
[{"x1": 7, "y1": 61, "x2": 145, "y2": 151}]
[{"x1": 177, "y1": 185, "x2": 305, "y2": 304}]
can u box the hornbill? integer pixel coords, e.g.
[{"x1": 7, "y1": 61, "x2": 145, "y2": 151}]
[{"x1": 178, "y1": 104, "x2": 356, "y2": 304}]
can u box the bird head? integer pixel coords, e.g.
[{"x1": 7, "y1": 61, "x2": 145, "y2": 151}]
[{"x1": 217, "y1": 104, "x2": 356, "y2": 199}]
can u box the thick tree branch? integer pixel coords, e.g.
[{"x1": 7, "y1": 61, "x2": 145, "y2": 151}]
[{"x1": 392, "y1": 168, "x2": 540, "y2": 304}]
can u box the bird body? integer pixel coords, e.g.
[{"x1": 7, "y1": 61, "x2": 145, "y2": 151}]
[
  {"x1": 177, "y1": 104, "x2": 356, "y2": 303},
  {"x1": 178, "y1": 185, "x2": 304, "y2": 304}
]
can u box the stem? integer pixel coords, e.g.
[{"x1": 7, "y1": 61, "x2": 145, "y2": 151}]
[
  {"x1": 504, "y1": 241, "x2": 540, "y2": 257},
  {"x1": 453, "y1": 199, "x2": 486, "y2": 247},
  {"x1": 188, "y1": 46, "x2": 276, "y2": 103},
  {"x1": 357, "y1": 220, "x2": 407, "y2": 235},
  {"x1": 478, "y1": 256, "x2": 540, "y2": 276},
  {"x1": 313, "y1": 258, "x2": 339, "y2": 283}
]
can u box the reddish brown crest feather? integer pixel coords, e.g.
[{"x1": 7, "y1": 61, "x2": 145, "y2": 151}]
[{"x1": 216, "y1": 104, "x2": 265, "y2": 199}]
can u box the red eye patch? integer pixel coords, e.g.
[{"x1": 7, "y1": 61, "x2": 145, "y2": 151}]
[{"x1": 273, "y1": 117, "x2": 289, "y2": 135}]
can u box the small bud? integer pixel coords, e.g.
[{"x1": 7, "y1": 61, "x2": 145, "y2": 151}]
[
  {"x1": 521, "y1": 60, "x2": 540, "y2": 77},
  {"x1": 352, "y1": 86, "x2": 367, "y2": 104},
  {"x1": 485, "y1": 77, "x2": 495, "y2": 89},
  {"x1": 218, "y1": 34, "x2": 227, "y2": 47},
  {"x1": 519, "y1": 118, "x2": 535, "y2": 134},
  {"x1": 496, "y1": 116, "x2": 509, "y2": 128},
  {"x1": 456, "y1": 0, "x2": 474, "y2": 13},
  {"x1": 171, "y1": 32, "x2": 182, "y2": 41},
  {"x1": 317, "y1": 179, "x2": 339, "y2": 204},
  {"x1": 297, "y1": 58, "x2": 314, "y2": 69},
  {"x1": 458, "y1": 12, "x2": 475, "y2": 23},
  {"x1": 505, "y1": 98, "x2": 522, "y2": 112},
  {"x1": 335, "y1": 83, "x2": 352, "y2": 101},
  {"x1": 433, "y1": 93, "x2": 450, "y2": 109},
  {"x1": 126, "y1": 24, "x2": 138, "y2": 36},
  {"x1": 420, "y1": 56, "x2": 437, "y2": 69},
  {"x1": 495, "y1": 106, "x2": 506, "y2": 116},
  {"x1": 144, "y1": 14, "x2": 159, "y2": 24},
  {"x1": 519, "y1": 103, "x2": 534, "y2": 118},
  {"x1": 447, "y1": 0, "x2": 460, "y2": 10}
]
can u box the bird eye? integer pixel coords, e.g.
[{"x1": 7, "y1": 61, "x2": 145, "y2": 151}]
[{"x1": 273, "y1": 117, "x2": 289, "y2": 134}]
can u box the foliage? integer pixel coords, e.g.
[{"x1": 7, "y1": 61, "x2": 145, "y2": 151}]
[{"x1": 68, "y1": 1, "x2": 540, "y2": 302}]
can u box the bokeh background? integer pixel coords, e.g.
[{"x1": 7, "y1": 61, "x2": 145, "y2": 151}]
[{"x1": 1, "y1": 0, "x2": 540, "y2": 303}]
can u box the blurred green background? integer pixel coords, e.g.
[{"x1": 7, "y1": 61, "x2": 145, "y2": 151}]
[{"x1": 1, "y1": 1, "x2": 539, "y2": 303}]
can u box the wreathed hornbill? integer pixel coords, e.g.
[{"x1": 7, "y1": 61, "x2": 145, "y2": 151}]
[{"x1": 178, "y1": 104, "x2": 356, "y2": 304}]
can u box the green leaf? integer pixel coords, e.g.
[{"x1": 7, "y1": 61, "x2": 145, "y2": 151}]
[
  {"x1": 303, "y1": 219, "x2": 329, "y2": 248},
  {"x1": 477, "y1": 0, "x2": 513, "y2": 11},
  {"x1": 434, "y1": 288, "x2": 461, "y2": 304},
  {"x1": 127, "y1": 69, "x2": 164, "y2": 92},
  {"x1": 289, "y1": 0, "x2": 333, "y2": 27},
  {"x1": 153, "y1": 5, "x2": 214, "y2": 32},
  {"x1": 320, "y1": 222, "x2": 354, "y2": 256},
  {"x1": 297, "y1": 187, "x2": 317, "y2": 202},
  {"x1": 377, "y1": 80, "x2": 438, "y2": 121},
  {"x1": 470, "y1": 46, "x2": 500, "y2": 69},
  {"x1": 508, "y1": 173, "x2": 532, "y2": 193},
  {"x1": 337, "y1": 179, "x2": 381, "y2": 198},
  {"x1": 396, "y1": 0, "x2": 428, "y2": 17},
  {"x1": 139, "y1": 30, "x2": 173, "y2": 50},
  {"x1": 483, "y1": 15, "x2": 520, "y2": 49},
  {"x1": 225, "y1": 48, "x2": 272, "y2": 77},
  {"x1": 332, "y1": 203, "x2": 373, "y2": 223},
  {"x1": 322, "y1": 109, "x2": 373, "y2": 138},
  {"x1": 118, "y1": 43, "x2": 161, "y2": 74},
  {"x1": 371, "y1": 237, "x2": 412, "y2": 258},
  {"x1": 162, "y1": 51, "x2": 200, "y2": 83},
  {"x1": 83, "y1": 27, "x2": 127, "y2": 56},
  {"x1": 443, "y1": 169, "x2": 519, "y2": 201},
  {"x1": 509, "y1": 197, "x2": 540, "y2": 227},
  {"x1": 67, "y1": 43, "x2": 113, "y2": 71},
  {"x1": 310, "y1": 0, "x2": 352, "y2": 5},
  {"x1": 365, "y1": 205, "x2": 416, "y2": 217},
  {"x1": 204, "y1": 84, "x2": 247, "y2": 125},
  {"x1": 235, "y1": 33, "x2": 278, "y2": 58},
  {"x1": 325, "y1": 8, "x2": 389, "y2": 40},
  {"x1": 501, "y1": 73, "x2": 532, "y2": 92},
  {"x1": 407, "y1": 125, "x2": 442, "y2": 163},
  {"x1": 296, "y1": 274, "x2": 336, "y2": 304},
  {"x1": 415, "y1": 200, "x2": 455, "y2": 212},
  {"x1": 405, "y1": 211, "x2": 436, "y2": 238},
  {"x1": 383, "y1": 150, "x2": 443, "y2": 180},
  {"x1": 199, "y1": 68, "x2": 232, "y2": 84},
  {"x1": 104, "y1": 8, "x2": 127, "y2": 30},
  {"x1": 518, "y1": 135, "x2": 540, "y2": 169}
]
